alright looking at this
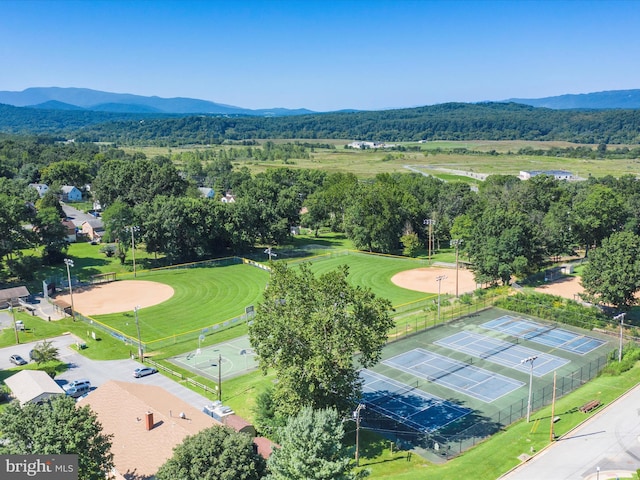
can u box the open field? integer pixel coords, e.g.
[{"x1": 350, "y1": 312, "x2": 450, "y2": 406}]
[{"x1": 123, "y1": 140, "x2": 640, "y2": 179}]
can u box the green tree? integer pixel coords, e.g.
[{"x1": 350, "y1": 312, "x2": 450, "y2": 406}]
[
  {"x1": 570, "y1": 184, "x2": 626, "y2": 256},
  {"x1": 401, "y1": 232, "x2": 421, "y2": 257},
  {"x1": 29, "y1": 339, "x2": 59, "y2": 364},
  {"x1": 266, "y1": 407, "x2": 366, "y2": 480},
  {"x1": 40, "y1": 160, "x2": 92, "y2": 188},
  {"x1": 0, "y1": 395, "x2": 114, "y2": 480},
  {"x1": 249, "y1": 263, "x2": 393, "y2": 417},
  {"x1": 581, "y1": 231, "x2": 640, "y2": 309},
  {"x1": 156, "y1": 426, "x2": 266, "y2": 480},
  {"x1": 34, "y1": 206, "x2": 68, "y2": 265}
]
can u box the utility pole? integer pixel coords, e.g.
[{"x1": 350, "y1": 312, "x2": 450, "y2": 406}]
[
  {"x1": 134, "y1": 305, "x2": 143, "y2": 361},
  {"x1": 521, "y1": 355, "x2": 538, "y2": 422},
  {"x1": 423, "y1": 219, "x2": 435, "y2": 263},
  {"x1": 614, "y1": 313, "x2": 625, "y2": 362},
  {"x1": 354, "y1": 403, "x2": 366, "y2": 467},
  {"x1": 218, "y1": 354, "x2": 222, "y2": 401},
  {"x1": 64, "y1": 258, "x2": 75, "y2": 321},
  {"x1": 450, "y1": 239, "x2": 462, "y2": 297},
  {"x1": 435, "y1": 275, "x2": 447, "y2": 323},
  {"x1": 8, "y1": 305, "x2": 19, "y2": 344},
  {"x1": 126, "y1": 225, "x2": 140, "y2": 277}
]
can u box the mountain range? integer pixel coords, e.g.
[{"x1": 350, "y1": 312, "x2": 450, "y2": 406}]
[
  {"x1": 0, "y1": 87, "x2": 315, "y2": 116},
  {"x1": 1, "y1": 87, "x2": 640, "y2": 116}
]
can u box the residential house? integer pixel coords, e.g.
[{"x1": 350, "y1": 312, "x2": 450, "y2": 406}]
[
  {"x1": 81, "y1": 219, "x2": 105, "y2": 242},
  {"x1": 61, "y1": 185, "x2": 82, "y2": 202},
  {"x1": 198, "y1": 187, "x2": 215, "y2": 199},
  {"x1": 62, "y1": 219, "x2": 77, "y2": 243},
  {"x1": 5, "y1": 370, "x2": 65, "y2": 405},
  {"x1": 78, "y1": 381, "x2": 273, "y2": 479},
  {"x1": 28, "y1": 183, "x2": 49, "y2": 197}
]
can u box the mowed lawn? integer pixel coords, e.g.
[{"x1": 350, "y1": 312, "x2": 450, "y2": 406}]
[
  {"x1": 290, "y1": 252, "x2": 435, "y2": 307},
  {"x1": 90, "y1": 264, "x2": 269, "y2": 343},
  {"x1": 89, "y1": 253, "x2": 433, "y2": 345}
]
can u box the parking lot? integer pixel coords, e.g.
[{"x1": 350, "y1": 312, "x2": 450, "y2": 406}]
[{"x1": 0, "y1": 335, "x2": 217, "y2": 412}]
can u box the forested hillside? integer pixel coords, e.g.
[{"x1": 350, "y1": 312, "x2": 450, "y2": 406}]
[
  {"x1": 73, "y1": 103, "x2": 640, "y2": 145},
  {"x1": 2, "y1": 102, "x2": 640, "y2": 145}
]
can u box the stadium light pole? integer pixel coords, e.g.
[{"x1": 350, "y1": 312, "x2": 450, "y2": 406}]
[
  {"x1": 450, "y1": 239, "x2": 462, "y2": 297},
  {"x1": 614, "y1": 313, "x2": 625, "y2": 362},
  {"x1": 423, "y1": 219, "x2": 435, "y2": 264},
  {"x1": 64, "y1": 258, "x2": 76, "y2": 321},
  {"x1": 134, "y1": 305, "x2": 143, "y2": 361},
  {"x1": 435, "y1": 275, "x2": 447, "y2": 323},
  {"x1": 126, "y1": 225, "x2": 140, "y2": 277},
  {"x1": 8, "y1": 306, "x2": 19, "y2": 344},
  {"x1": 521, "y1": 355, "x2": 538, "y2": 422},
  {"x1": 354, "y1": 403, "x2": 366, "y2": 467}
]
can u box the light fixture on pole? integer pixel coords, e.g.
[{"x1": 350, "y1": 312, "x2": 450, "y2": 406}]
[
  {"x1": 596, "y1": 466, "x2": 600, "y2": 480},
  {"x1": 134, "y1": 305, "x2": 143, "y2": 361},
  {"x1": 126, "y1": 225, "x2": 140, "y2": 277},
  {"x1": 614, "y1": 312, "x2": 625, "y2": 362},
  {"x1": 354, "y1": 403, "x2": 366, "y2": 467},
  {"x1": 435, "y1": 275, "x2": 447, "y2": 323},
  {"x1": 450, "y1": 239, "x2": 463, "y2": 297},
  {"x1": 8, "y1": 305, "x2": 19, "y2": 344},
  {"x1": 423, "y1": 219, "x2": 435, "y2": 263},
  {"x1": 521, "y1": 355, "x2": 538, "y2": 422},
  {"x1": 64, "y1": 258, "x2": 75, "y2": 321}
]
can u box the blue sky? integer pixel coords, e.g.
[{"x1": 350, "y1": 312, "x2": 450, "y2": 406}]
[{"x1": 2, "y1": 0, "x2": 639, "y2": 111}]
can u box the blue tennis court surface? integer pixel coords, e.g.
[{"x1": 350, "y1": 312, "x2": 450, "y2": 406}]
[
  {"x1": 360, "y1": 369, "x2": 472, "y2": 433},
  {"x1": 383, "y1": 348, "x2": 524, "y2": 402},
  {"x1": 435, "y1": 331, "x2": 569, "y2": 376},
  {"x1": 482, "y1": 316, "x2": 606, "y2": 354}
]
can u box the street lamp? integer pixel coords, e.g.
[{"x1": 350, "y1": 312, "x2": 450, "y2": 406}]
[
  {"x1": 8, "y1": 305, "x2": 19, "y2": 344},
  {"x1": 614, "y1": 313, "x2": 625, "y2": 362},
  {"x1": 134, "y1": 305, "x2": 143, "y2": 361},
  {"x1": 423, "y1": 219, "x2": 435, "y2": 263},
  {"x1": 450, "y1": 239, "x2": 463, "y2": 297},
  {"x1": 354, "y1": 403, "x2": 366, "y2": 467},
  {"x1": 435, "y1": 275, "x2": 447, "y2": 323},
  {"x1": 64, "y1": 258, "x2": 75, "y2": 321},
  {"x1": 126, "y1": 226, "x2": 140, "y2": 277},
  {"x1": 596, "y1": 466, "x2": 600, "y2": 480},
  {"x1": 521, "y1": 355, "x2": 538, "y2": 422}
]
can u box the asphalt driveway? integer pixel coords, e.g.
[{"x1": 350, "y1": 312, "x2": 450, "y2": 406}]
[{"x1": 0, "y1": 335, "x2": 216, "y2": 412}]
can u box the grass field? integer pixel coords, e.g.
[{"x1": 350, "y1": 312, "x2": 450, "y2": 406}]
[
  {"x1": 123, "y1": 140, "x2": 640, "y2": 179},
  {"x1": 90, "y1": 264, "x2": 269, "y2": 343},
  {"x1": 290, "y1": 251, "x2": 436, "y2": 307}
]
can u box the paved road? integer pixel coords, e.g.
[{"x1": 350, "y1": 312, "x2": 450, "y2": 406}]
[
  {"x1": 1, "y1": 335, "x2": 216, "y2": 412},
  {"x1": 500, "y1": 384, "x2": 640, "y2": 480}
]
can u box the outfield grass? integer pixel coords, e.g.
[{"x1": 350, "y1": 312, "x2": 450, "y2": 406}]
[
  {"x1": 287, "y1": 251, "x2": 435, "y2": 307},
  {"x1": 90, "y1": 264, "x2": 270, "y2": 344}
]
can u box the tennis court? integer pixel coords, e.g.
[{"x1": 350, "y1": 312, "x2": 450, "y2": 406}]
[
  {"x1": 169, "y1": 336, "x2": 258, "y2": 381},
  {"x1": 359, "y1": 307, "x2": 614, "y2": 458},
  {"x1": 434, "y1": 331, "x2": 569, "y2": 377},
  {"x1": 382, "y1": 348, "x2": 525, "y2": 402},
  {"x1": 482, "y1": 315, "x2": 606, "y2": 354},
  {"x1": 360, "y1": 369, "x2": 472, "y2": 433}
]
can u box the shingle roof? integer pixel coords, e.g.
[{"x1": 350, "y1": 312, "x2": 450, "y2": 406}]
[
  {"x1": 4, "y1": 370, "x2": 65, "y2": 404},
  {"x1": 78, "y1": 380, "x2": 220, "y2": 479}
]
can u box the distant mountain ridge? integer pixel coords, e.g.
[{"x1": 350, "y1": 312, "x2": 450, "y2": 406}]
[
  {"x1": 506, "y1": 89, "x2": 640, "y2": 109},
  {"x1": 0, "y1": 87, "x2": 315, "y2": 116}
]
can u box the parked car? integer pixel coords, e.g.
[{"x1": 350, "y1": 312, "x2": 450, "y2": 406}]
[
  {"x1": 65, "y1": 379, "x2": 92, "y2": 398},
  {"x1": 9, "y1": 354, "x2": 27, "y2": 366},
  {"x1": 133, "y1": 367, "x2": 157, "y2": 378}
]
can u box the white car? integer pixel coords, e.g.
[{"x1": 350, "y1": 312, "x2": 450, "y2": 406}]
[{"x1": 133, "y1": 367, "x2": 157, "y2": 378}]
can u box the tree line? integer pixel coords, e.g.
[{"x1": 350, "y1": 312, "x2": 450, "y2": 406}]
[{"x1": 3, "y1": 101, "x2": 640, "y2": 145}]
